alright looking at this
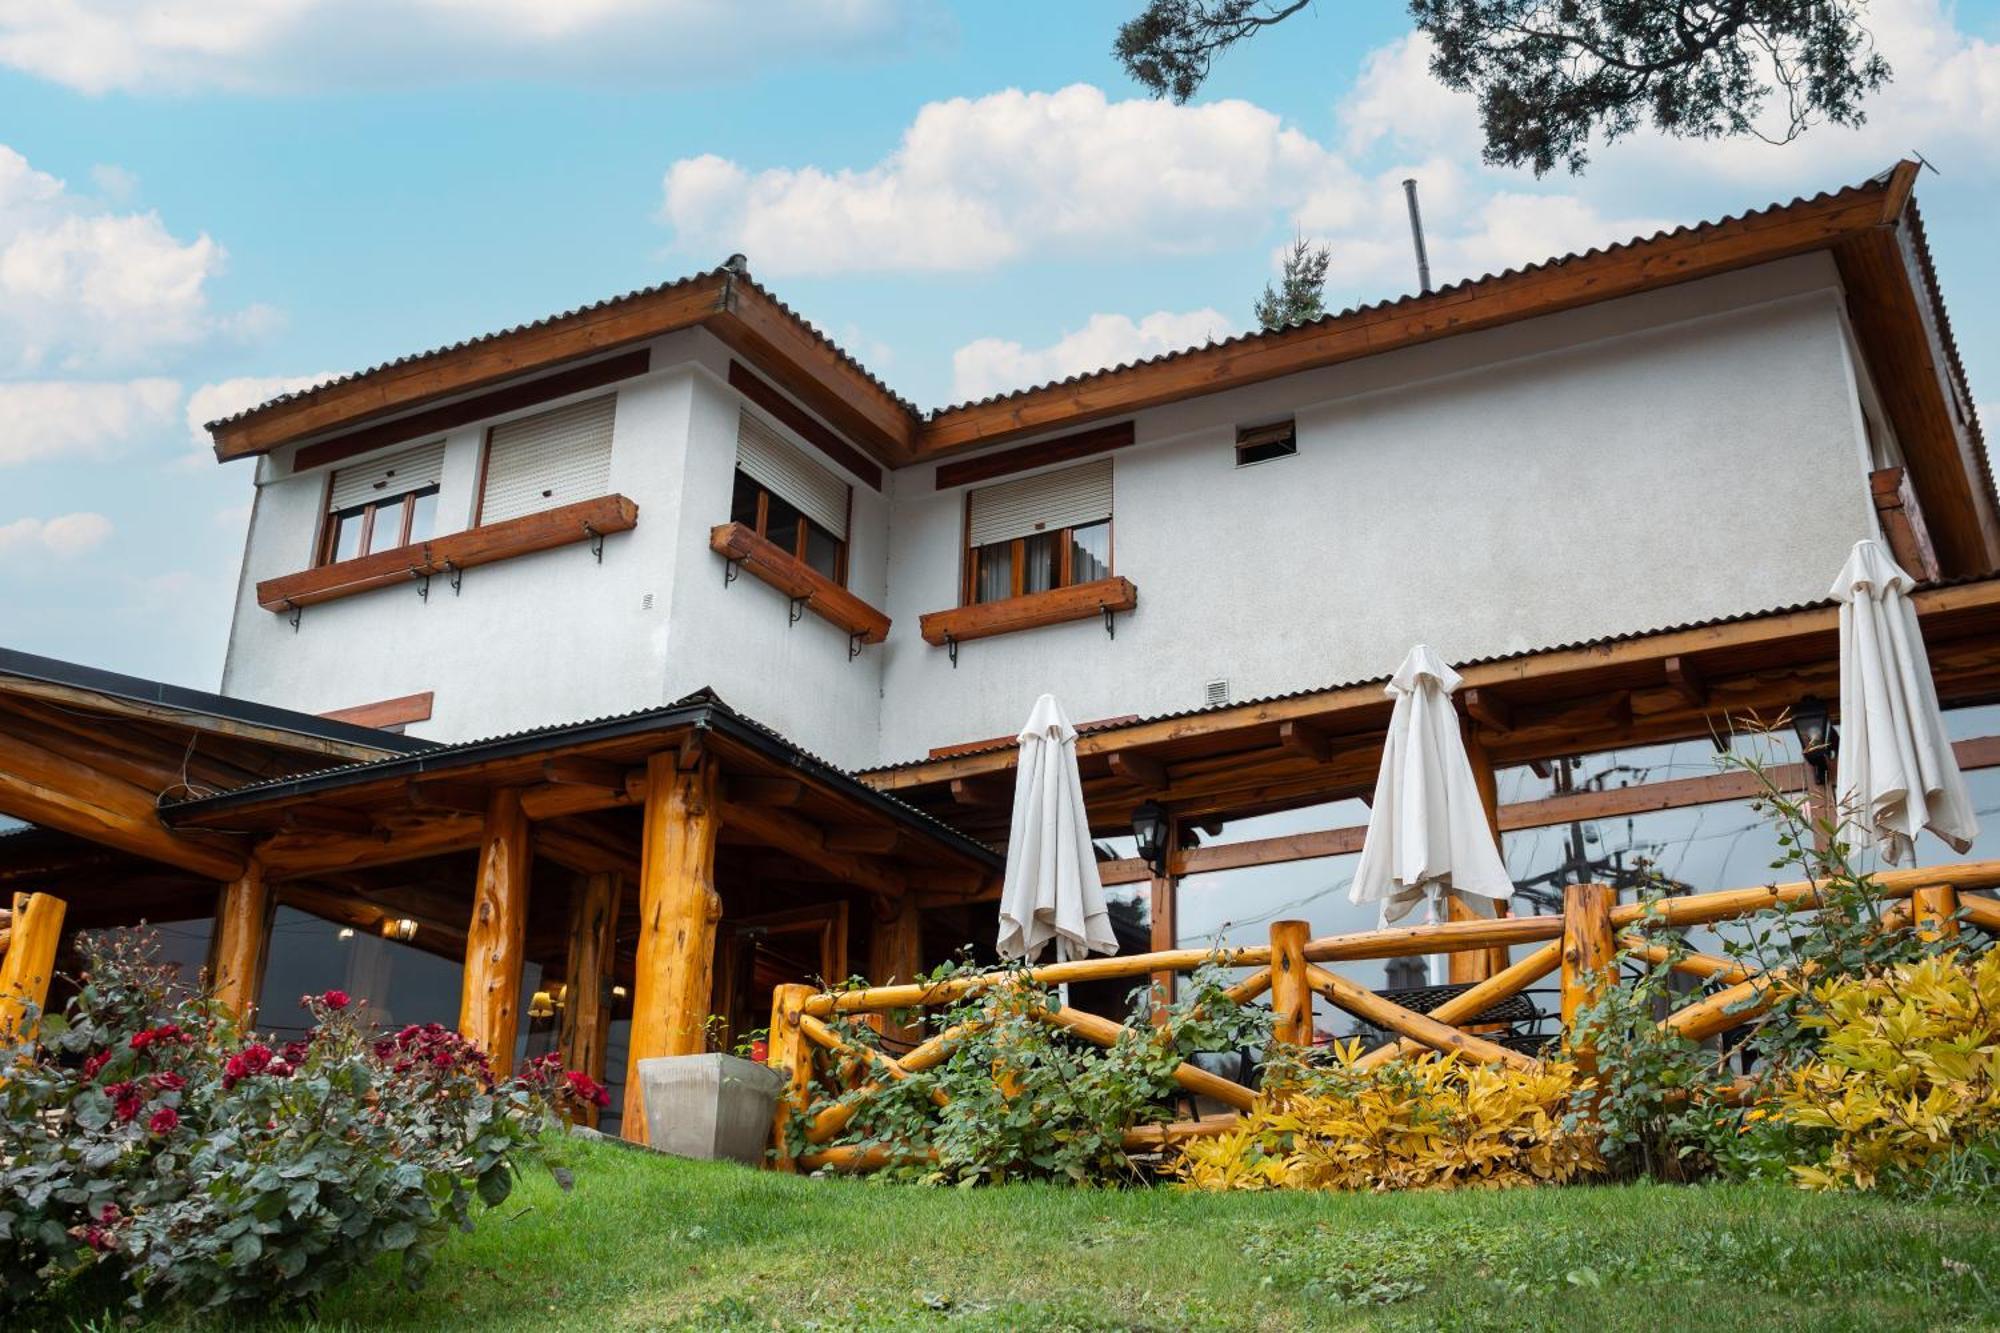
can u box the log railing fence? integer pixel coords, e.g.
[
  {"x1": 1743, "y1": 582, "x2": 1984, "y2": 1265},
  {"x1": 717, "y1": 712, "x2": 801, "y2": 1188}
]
[
  {"x1": 765, "y1": 860, "x2": 2000, "y2": 1172},
  {"x1": 0, "y1": 890, "x2": 66, "y2": 1046}
]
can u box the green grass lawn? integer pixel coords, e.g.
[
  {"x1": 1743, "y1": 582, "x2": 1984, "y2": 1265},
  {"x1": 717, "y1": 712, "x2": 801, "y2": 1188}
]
[{"x1": 131, "y1": 1136, "x2": 2000, "y2": 1331}]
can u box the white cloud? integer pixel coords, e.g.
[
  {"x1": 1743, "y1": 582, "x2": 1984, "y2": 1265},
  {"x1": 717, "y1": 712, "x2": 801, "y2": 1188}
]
[
  {"x1": 0, "y1": 144, "x2": 234, "y2": 373},
  {"x1": 183, "y1": 372, "x2": 340, "y2": 457},
  {"x1": 0, "y1": 0, "x2": 939, "y2": 95},
  {"x1": 0, "y1": 512, "x2": 113, "y2": 559},
  {"x1": 662, "y1": 85, "x2": 1349, "y2": 275},
  {"x1": 951, "y1": 308, "x2": 1240, "y2": 403},
  {"x1": 0, "y1": 378, "x2": 181, "y2": 465}
]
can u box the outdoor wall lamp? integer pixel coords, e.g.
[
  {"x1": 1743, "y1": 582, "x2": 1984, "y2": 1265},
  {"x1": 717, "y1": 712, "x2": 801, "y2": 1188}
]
[
  {"x1": 1131, "y1": 799, "x2": 1170, "y2": 876},
  {"x1": 527, "y1": 990, "x2": 556, "y2": 1021},
  {"x1": 1791, "y1": 694, "x2": 1840, "y2": 784}
]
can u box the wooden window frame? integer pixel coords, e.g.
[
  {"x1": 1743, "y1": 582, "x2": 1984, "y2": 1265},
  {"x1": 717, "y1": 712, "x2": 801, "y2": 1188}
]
[
  {"x1": 961, "y1": 517, "x2": 1113, "y2": 607},
  {"x1": 732, "y1": 468, "x2": 848, "y2": 587},
  {"x1": 317, "y1": 484, "x2": 441, "y2": 568}
]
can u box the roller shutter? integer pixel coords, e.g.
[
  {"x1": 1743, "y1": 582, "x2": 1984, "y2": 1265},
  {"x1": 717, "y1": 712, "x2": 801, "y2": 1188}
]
[
  {"x1": 480, "y1": 394, "x2": 617, "y2": 524},
  {"x1": 736, "y1": 410, "x2": 848, "y2": 538},
  {"x1": 967, "y1": 458, "x2": 1112, "y2": 548},
  {"x1": 328, "y1": 440, "x2": 445, "y2": 512}
]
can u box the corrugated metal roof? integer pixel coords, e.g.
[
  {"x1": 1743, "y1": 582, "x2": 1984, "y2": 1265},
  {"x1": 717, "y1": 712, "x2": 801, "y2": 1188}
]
[
  {"x1": 863, "y1": 571, "x2": 2000, "y2": 774},
  {"x1": 160, "y1": 688, "x2": 999, "y2": 864},
  {"x1": 203, "y1": 265, "x2": 920, "y2": 435}
]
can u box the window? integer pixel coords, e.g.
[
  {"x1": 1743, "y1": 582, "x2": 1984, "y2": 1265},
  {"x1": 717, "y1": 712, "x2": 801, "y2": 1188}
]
[
  {"x1": 733, "y1": 409, "x2": 849, "y2": 583},
  {"x1": 1235, "y1": 419, "x2": 1297, "y2": 467},
  {"x1": 319, "y1": 440, "x2": 444, "y2": 565},
  {"x1": 478, "y1": 393, "x2": 616, "y2": 525},
  {"x1": 963, "y1": 458, "x2": 1113, "y2": 604}
]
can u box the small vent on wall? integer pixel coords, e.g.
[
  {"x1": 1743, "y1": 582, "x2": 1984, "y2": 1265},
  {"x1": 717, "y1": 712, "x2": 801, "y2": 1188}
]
[
  {"x1": 1204, "y1": 678, "x2": 1230, "y2": 708},
  {"x1": 640, "y1": 592, "x2": 655, "y2": 611},
  {"x1": 1235, "y1": 419, "x2": 1297, "y2": 467}
]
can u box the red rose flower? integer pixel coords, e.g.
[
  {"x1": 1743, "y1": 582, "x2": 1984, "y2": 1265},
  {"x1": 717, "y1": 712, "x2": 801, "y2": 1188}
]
[
  {"x1": 148, "y1": 1106, "x2": 179, "y2": 1135},
  {"x1": 128, "y1": 1029, "x2": 154, "y2": 1051},
  {"x1": 321, "y1": 989, "x2": 351, "y2": 1011},
  {"x1": 81, "y1": 1050, "x2": 112, "y2": 1080},
  {"x1": 150, "y1": 1071, "x2": 186, "y2": 1092},
  {"x1": 563, "y1": 1070, "x2": 611, "y2": 1108},
  {"x1": 105, "y1": 1080, "x2": 143, "y2": 1123}
]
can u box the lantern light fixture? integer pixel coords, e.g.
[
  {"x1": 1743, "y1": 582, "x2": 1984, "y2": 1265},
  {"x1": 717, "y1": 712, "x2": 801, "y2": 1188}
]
[
  {"x1": 1131, "y1": 799, "x2": 1170, "y2": 876},
  {"x1": 1791, "y1": 694, "x2": 1839, "y2": 784}
]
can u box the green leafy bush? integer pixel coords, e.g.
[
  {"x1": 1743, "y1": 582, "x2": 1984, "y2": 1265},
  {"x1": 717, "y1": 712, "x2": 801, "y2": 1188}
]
[
  {"x1": 1, "y1": 929, "x2": 601, "y2": 1316},
  {"x1": 792, "y1": 963, "x2": 1270, "y2": 1185}
]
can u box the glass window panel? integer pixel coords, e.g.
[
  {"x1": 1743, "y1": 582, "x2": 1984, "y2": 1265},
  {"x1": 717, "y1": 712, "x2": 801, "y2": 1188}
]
[
  {"x1": 1202, "y1": 799, "x2": 1368, "y2": 846},
  {"x1": 405, "y1": 487, "x2": 439, "y2": 545},
  {"x1": 1069, "y1": 520, "x2": 1110, "y2": 584},
  {"x1": 1494, "y1": 730, "x2": 1801, "y2": 806},
  {"x1": 256, "y1": 906, "x2": 465, "y2": 1042},
  {"x1": 329, "y1": 509, "x2": 365, "y2": 563},
  {"x1": 362, "y1": 498, "x2": 403, "y2": 555},
  {"x1": 729, "y1": 469, "x2": 763, "y2": 529},
  {"x1": 1946, "y1": 702, "x2": 2000, "y2": 742},
  {"x1": 762, "y1": 490, "x2": 805, "y2": 552},
  {"x1": 1022, "y1": 531, "x2": 1059, "y2": 594},
  {"x1": 974, "y1": 541, "x2": 1012, "y2": 603},
  {"x1": 802, "y1": 521, "x2": 842, "y2": 582},
  {"x1": 149, "y1": 916, "x2": 216, "y2": 999}
]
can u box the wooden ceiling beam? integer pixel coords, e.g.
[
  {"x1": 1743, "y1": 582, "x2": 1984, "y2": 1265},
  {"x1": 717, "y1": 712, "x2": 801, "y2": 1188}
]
[
  {"x1": 541, "y1": 757, "x2": 634, "y2": 791},
  {"x1": 1277, "y1": 720, "x2": 1332, "y2": 764},
  {"x1": 726, "y1": 777, "x2": 805, "y2": 807},
  {"x1": 1105, "y1": 750, "x2": 1168, "y2": 791},
  {"x1": 718, "y1": 801, "x2": 905, "y2": 898},
  {"x1": 1460, "y1": 688, "x2": 1513, "y2": 733},
  {"x1": 1663, "y1": 656, "x2": 1708, "y2": 709},
  {"x1": 256, "y1": 811, "x2": 483, "y2": 880},
  {"x1": 825, "y1": 827, "x2": 900, "y2": 855},
  {"x1": 281, "y1": 807, "x2": 378, "y2": 838}
]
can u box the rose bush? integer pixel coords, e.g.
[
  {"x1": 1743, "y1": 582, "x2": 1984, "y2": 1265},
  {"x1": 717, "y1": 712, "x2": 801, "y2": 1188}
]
[{"x1": 1, "y1": 929, "x2": 601, "y2": 1317}]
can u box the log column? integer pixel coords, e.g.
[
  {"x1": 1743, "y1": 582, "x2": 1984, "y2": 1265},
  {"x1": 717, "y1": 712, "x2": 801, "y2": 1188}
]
[
  {"x1": 461, "y1": 788, "x2": 531, "y2": 1076},
  {"x1": 766, "y1": 982, "x2": 814, "y2": 1172},
  {"x1": 559, "y1": 871, "x2": 622, "y2": 1128},
  {"x1": 1451, "y1": 722, "x2": 1506, "y2": 984},
  {"x1": 1912, "y1": 883, "x2": 1960, "y2": 942},
  {"x1": 0, "y1": 891, "x2": 67, "y2": 1044},
  {"x1": 210, "y1": 859, "x2": 272, "y2": 1026},
  {"x1": 1148, "y1": 811, "x2": 1180, "y2": 1010},
  {"x1": 867, "y1": 895, "x2": 924, "y2": 1046},
  {"x1": 1559, "y1": 882, "x2": 1616, "y2": 1059},
  {"x1": 621, "y1": 752, "x2": 722, "y2": 1143},
  {"x1": 1269, "y1": 919, "x2": 1312, "y2": 1047}
]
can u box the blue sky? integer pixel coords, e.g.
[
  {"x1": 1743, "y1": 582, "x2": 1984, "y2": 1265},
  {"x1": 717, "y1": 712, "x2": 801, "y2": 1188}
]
[{"x1": 3, "y1": 0, "x2": 1998, "y2": 691}]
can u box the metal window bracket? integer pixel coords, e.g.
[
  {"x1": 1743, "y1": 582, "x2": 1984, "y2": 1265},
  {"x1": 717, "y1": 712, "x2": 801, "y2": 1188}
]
[
  {"x1": 724, "y1": 558, "x2": 741, "y2": 588},
  {"x1": 584, "y1": 522, "x2": 605, "y2": 564},
  {"x1": 1101, "y1": 603, "x2": 1116, "y2": 639},
  {"x1": 412, "y1": 567, "x2": 431, "y2": 602},
  {"x1": 848, "y1": 632, "x2": 864, "y2": 661},
  {"x1": 946, "y1": 634, "x2": 959, "y2": 669},
  {"x1": 445, "y1": 560, "x2": 463, "y2": 596},
  {"x1": 788, "y1": 595, "x2": 808, "y2": 626},
  {"x1": 285, "y1": 600, "x2": 302, "y2": 633}
]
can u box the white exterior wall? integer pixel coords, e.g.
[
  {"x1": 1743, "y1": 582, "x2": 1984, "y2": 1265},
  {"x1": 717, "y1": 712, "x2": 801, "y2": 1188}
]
[
  {"x1": 220, "y1": 253, "x2": 1883, "y2": 771},
  {"x1": 875, "y1": 254, "x2": 1879, "y2": 762}
]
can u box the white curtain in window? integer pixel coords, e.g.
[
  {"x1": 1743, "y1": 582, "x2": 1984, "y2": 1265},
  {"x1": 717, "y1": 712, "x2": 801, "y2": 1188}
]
[
  {"x1": 735, "y1": 410, "x2": 848, "y2": 538},
  {"x1": 480, "y1": 394, "x2": 616, "y2": 524},
  {"x1": 967, "y1": 458, "x2": 1112, "y2": 549},
  {"x1": 328, "y1": 439, "x2": 446, "y2": 512}
]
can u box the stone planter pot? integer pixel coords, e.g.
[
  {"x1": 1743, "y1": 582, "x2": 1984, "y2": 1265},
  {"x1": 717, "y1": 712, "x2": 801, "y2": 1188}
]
[{"x1": 636, "y1": 1053, "x2": 785, "y2": 1165}]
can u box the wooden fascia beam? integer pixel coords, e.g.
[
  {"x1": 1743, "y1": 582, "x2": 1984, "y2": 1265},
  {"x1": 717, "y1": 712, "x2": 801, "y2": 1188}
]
[
  {"x1": 0, "y1": 729, "x2": 247, "y2": 880},
  {"x1": 541, "y1": 757, "x2": 633, "y2": 790},
  {"x1": 280, "y1": 807, "x2": 379, "y2": 838},
  {"x1": 1663, "y1": 656, "x2": 1708, "y2": 708},
  {"x1": 256, "y1": 810, "x2": 483, "y2": 880},
  {"x1": 825, "y1": 827, "x2": 901, "y2": 855}
]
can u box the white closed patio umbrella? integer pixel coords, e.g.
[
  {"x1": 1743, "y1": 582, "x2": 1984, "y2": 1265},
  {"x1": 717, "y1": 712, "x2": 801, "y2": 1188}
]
[
  {"x1": 1831, "y1": 538, "x2": 1978, "y2": 864},
  {"x1": 997, "y1": 694, "x2": 1119, "y2": 968},
  {"x1": 1350, "y1": 645, "x2": 1515, "y2": 929}
]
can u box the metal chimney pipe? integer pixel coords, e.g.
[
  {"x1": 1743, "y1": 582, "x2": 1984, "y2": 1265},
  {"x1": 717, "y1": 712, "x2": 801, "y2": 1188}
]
[{"x1": 1402, "y1": 178, "x2": 1433, "y2": 295}]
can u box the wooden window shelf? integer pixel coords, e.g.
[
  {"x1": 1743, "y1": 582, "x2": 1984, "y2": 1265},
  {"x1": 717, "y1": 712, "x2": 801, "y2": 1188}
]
[
  {"x1": 920, "y1": 576, "x2": 1138, "y2": 648},
  {"x1": 257, "y1": 494, "x2": 638, "y2": 613},
  {"x1": 709, "y1": 521, "x2": 891, "y2": 645}
]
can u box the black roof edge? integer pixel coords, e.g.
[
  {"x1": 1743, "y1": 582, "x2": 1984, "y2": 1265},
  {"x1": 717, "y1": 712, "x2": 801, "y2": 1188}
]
[
  {"x1": 159, "y1": 696, "x2": 1002, "y2": 870},
  {"x1": 0, "y1": 647, "x2": 438, "y2": 757}
]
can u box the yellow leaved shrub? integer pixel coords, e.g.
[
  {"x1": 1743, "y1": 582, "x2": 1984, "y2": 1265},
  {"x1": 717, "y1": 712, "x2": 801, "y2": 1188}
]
[
  {"x1": 1168, "y1": 1041, "x2": 1600, "y2": 1193},
  {"x1": 1775, "y1": 947, "x2": 2000, "y2": 1191}
]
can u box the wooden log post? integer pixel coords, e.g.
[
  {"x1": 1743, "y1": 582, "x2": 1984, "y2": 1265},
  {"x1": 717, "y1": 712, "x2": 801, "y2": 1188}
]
[
  {"x1": 558, "y1": 871, "x2": 622, "y2": 1128},
  {"x1": 460, "y1": 788, "x2": 531, "y2": 1077},
  {"x1": 767, "y1": 982, "x2": 815, "y2": 1171},
  {"x1": 867, "y1": 894, "x2": 924, "y2": 1046},
  {"x1": 1148, "y1": 811, "x2": 1180, "y2": 1013},
  {"x1": 1459, "y1": 722, "x2": 1510, "y2": 981},
  {"x1": 1268, "y1": 919, "x2": 1312, "y2": 1047},
  {"x1": 621, "y1": 752, "x2": 723, "y2": 1143},
  {"x1": 1559, "y1": 882, "x2": 1616, "y2": 1057},
  {"x1": 210, "y1": 859, "x2": 272, "y2": 1026},
  {"x1": 0, "y1": 892, "x2": 66, "y2": 1046},
  {"x1": 1912, "y1": 883, "x2": 1960, "y2": 942}
]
